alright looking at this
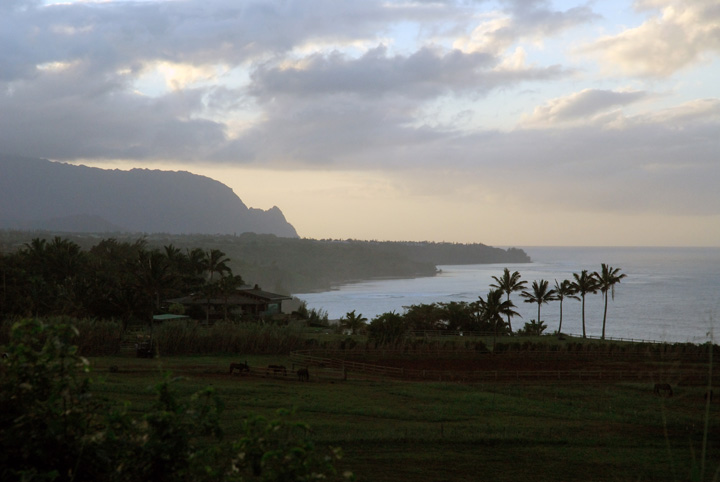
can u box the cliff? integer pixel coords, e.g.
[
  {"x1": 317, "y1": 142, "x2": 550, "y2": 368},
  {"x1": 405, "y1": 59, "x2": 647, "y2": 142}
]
[{"x1": 0, "y1": 155, "x2": 298, "y2": 237}]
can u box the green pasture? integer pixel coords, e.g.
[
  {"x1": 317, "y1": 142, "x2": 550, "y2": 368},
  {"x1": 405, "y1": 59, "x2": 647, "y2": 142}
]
[{"x1": 89, "y1": 355, "x2": 720, "y2": 482}]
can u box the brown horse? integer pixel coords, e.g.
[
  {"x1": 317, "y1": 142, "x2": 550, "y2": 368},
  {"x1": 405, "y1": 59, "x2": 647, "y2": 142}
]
[
  {"x1": 229, "y1": 361, "x2": 250, "y2": 374},
  {"x1": 654, "y1": 383, "x2": 673, "y2": 397},
  {"x1": 297, "y1": 367, "x2": 309, "y2": 381}
]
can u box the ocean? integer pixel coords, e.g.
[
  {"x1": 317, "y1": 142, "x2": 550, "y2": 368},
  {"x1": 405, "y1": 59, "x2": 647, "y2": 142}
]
[{"x1": 293, "y1": 246, "x2": 720, "y2": 344}]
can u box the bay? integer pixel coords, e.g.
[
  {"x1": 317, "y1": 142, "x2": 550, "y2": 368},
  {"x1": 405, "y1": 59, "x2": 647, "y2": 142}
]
[{"x1": 293, "y1": 246, "x2": 720, "y2": 344}]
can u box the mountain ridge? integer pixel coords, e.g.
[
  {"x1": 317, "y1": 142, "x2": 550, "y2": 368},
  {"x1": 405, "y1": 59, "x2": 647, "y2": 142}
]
[{"x1": 0, "y1": 155, "x2": 298, "y2": 237}]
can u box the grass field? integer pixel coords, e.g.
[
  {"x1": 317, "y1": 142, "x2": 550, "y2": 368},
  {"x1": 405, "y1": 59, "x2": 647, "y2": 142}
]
[{"x1": 88, "y1": 353, "x2": 720, "y2": 482}]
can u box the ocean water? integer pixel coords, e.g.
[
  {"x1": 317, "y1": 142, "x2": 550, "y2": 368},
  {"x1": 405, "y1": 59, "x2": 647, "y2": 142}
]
[{"x1": 293, "y1": 247, "x2": 720, "y2": 344}]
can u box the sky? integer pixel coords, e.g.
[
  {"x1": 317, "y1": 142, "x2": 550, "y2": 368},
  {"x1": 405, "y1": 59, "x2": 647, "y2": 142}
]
[{"x1": 2, "y1": 0, "x2": 719, "y2": 247}]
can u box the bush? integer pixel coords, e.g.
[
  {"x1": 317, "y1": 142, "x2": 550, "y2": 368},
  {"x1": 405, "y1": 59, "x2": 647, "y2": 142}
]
[{"x1": 0, "y1": 319, "x2": 352, "y2": 482}]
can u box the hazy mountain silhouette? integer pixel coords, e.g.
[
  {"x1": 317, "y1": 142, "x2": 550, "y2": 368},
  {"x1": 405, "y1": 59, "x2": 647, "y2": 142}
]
[{"x1": 0, "y1": 155, "x2": 298, "y2": 237}]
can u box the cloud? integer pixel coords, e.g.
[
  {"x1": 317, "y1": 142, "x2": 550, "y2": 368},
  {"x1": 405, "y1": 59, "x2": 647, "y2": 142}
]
[
  {"x1": 521, "y1": 88, "x2": 649, "y2": 126},
  {"x1": 455, "y1": 0, "x2": 598, "y2": 55},
  {"x1": 2, "y1": 0, "x2": 719, "y2": 241},
  {"x1": 0, "y1": 57, "x2": 227, "y2": 161},
  {"x1": 425, "y1": 98, "x2": 720, "y2": 217},
  {"x1": 0, "y1": 0, "x2": 572, "y2": 164},
  {"x1": 248, "y1": 44, "x2": 568, "y2": 103},
  {"x1": 580, "y1": 0, "x2": 720, "y2": 77}
]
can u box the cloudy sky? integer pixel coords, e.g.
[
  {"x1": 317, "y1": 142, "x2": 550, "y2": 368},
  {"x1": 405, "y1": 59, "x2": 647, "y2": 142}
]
[{"x1": 2, "y1": 0, "x2": 719, "y2": 246}]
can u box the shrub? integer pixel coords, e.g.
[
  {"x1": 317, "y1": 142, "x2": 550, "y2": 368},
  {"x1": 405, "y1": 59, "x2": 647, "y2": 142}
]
[
  {"x1": 0, "y1": 319, "x2": 352, "y2": 482},
  {"x1": 367, "y1": 312, "x2": 410, "y2": 346}
]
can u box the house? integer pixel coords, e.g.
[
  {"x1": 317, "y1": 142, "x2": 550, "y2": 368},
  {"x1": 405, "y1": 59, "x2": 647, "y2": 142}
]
[{"x1": 165, "y1": 284, "x2": 292, "y2": 322}]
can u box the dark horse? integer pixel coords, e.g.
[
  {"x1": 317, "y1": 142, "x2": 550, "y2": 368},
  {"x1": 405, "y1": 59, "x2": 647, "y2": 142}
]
[
  {"x1": 297, "y1": 367, "x2": 309, "y2": 381},
  {"x1": 267, "y1": 365, "x2": 287, "y2": 376},
  {"x1": 229, "y1": 361, "x2": 250, "y2": 374},
  {"x1": 654, "y1": 383, "x2": 673, "y2": 397}
]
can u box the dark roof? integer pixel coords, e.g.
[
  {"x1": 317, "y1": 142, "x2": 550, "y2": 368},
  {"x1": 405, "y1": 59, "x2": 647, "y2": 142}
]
[
  {"x1": 166, "y1": 286, "x2": 291, "y2": 306},
  {"x1": 239, "y1": 285, "x2": 292, "y2": 302}
]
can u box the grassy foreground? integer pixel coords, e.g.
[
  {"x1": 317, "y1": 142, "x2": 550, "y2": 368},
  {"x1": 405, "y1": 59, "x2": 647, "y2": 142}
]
[{"x1": 89, "y1": 354, "x2": 719, "y2": 482}]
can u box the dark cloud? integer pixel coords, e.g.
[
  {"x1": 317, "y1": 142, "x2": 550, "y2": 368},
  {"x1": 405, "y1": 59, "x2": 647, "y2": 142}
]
[
  {"x1": 0, "y1": 59, "x2": 226, "y2": 161},
  {"x1": 249, "y1": 46, "x2": 496, "y2": 99},
  {"x1": 0, "y1": 0, "x2": 572, "y2": 164},
  {"x1": 503, "y1": 0, "x2": 599, "y2": 34},
  {"x1": 1, "y1": 0, "x2": 718, "y2": 225}
]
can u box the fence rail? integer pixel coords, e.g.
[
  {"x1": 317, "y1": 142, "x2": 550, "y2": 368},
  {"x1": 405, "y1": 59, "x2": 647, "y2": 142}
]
[
  {"x1": 409, "y1": 331, "x2": 688, "y2": 346},
  {"x1": 289, "y1": 349, "x2": 718, "y2": 383},
  {"x1": 409, "y1": 330, "x2": 495, "y2": 338},
  {"x1": 292, "y1": 348, "x2": 714, "y2": 361},
  {"x1": 563, "y1": 334, "x2": 675, "y2": 344}
]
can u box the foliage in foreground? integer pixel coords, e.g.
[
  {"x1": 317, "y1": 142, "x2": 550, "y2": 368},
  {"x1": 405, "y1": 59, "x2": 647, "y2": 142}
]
[{"x1": 0, "y1": 319, "x2": 352, "y2": 482}]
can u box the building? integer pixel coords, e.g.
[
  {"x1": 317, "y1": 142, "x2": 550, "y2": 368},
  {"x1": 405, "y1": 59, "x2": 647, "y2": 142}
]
[{"x1": 166, "y1": 284, "x2": 292, "y2": 322}]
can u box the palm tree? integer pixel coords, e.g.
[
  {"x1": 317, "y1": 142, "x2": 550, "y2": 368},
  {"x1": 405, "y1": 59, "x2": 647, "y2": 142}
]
[
  {"x1": 571, "y1": 270, "x2": 599, "y2": 339},
  {"x1": 182, "y1": 247, "x2": 207, "y2": 292},
  {"x1": 476, "y1": 288, "x2": 520, "y2": 348},
  {"x1": 520, "y1": 280, "x2": 557, "y2": 336},
  {"x1": 554, "y1": 279, "x2": 579, "y2": 335},
  {"x1": 134, "y1": 249, "x2": 171, "y2": 318},
  {"x1": 341, "y1": 310, "x2": 368, "y2": 335},
  {"x1": 204, "y1": 249, "x2": 231, "y2": 282},
  {"x1": 593, "y1": 264, "x2": 627, "y2": 340},
  {"x1": 217, "y1": 274, "x2": 245, "y2": 321},
  {"x1": 490, "y1": 268, "x2": 527, "y2": 333}
]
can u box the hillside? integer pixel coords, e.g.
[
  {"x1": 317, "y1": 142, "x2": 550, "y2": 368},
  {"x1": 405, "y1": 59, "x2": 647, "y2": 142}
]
[
  {"x1": 0, "y1": 155, "x2": 297, "y2": 237},
  {"x1": 0, "y1": 231, "x2": 530, "y2": 294}
]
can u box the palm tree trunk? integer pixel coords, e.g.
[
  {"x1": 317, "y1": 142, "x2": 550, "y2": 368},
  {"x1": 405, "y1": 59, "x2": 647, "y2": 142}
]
[
  {"x1": 536, "y1": 304, "x2": 541, "y2": 336},
  {"x1": 602, "y1": 292, "x2": 609, "y2": 340},
  {"x1": 506, "y1": 294, "x2": 513, "y2": 333},
  {"x1": 558, "y1": 300, "x2": 564, "y2": 334},
  {"x1": 493, "y1": 318, "x2": 498, "y2": 352},
  {"x1": 581, "y1": 295, "x2": 586, "y2": 338}
]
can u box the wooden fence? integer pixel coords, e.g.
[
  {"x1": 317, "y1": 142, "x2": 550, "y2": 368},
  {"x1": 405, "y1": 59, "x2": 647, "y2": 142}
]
[{"x1": 289, "y1": 349, "x2": 718, "y2": 383}]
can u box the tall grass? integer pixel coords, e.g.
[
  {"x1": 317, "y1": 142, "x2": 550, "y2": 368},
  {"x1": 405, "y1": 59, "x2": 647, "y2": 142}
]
[
  {"x1": 0, "y1": 316, "x2": 123, "y2": 356},
  {"x1": 152, "y1": 320, "x2": 309, "y2": 355}
]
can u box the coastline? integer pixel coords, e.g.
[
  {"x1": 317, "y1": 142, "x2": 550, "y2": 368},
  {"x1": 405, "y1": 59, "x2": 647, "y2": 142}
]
[{"x1": 295, "y1": 248, "x2": 720, "y2": 344}]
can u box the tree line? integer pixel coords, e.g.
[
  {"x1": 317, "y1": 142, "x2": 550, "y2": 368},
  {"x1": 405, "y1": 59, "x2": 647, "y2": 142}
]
[
  {"x1": 1, "y1": 231, "x2": 530, "y2": 293},
  {"x1": 0, "y1": 236, "x2": 242, "y2": 325},
  {"x1": 339, "y1": 265, "x2": 627, "y2": 344}
]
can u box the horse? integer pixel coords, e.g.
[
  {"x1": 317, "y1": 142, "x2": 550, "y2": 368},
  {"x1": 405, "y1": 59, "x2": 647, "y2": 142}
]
[
  {"x1": 654, "y1": 383, "x2": 673, "y2": 397},
  {"x1": 229, "y1": 361, "x2": 250, "y2": 375},
  {"x1": 267, "y1": 365, "x2": 287, "y2": 376},
  {"x1": 297, "y1": 367, "x2": 309, "y2": 381}
]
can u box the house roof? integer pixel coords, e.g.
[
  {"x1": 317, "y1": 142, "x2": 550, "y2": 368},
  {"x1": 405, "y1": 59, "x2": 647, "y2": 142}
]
[
  {"x1": 166, "y1": 285, "x2": 291, "y2": 306},
  {"x1": 238, "y1": 285, "x2": 292, "y2": 302}
]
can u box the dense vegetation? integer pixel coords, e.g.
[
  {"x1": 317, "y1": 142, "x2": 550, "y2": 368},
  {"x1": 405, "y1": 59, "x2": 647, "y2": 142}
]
[
  {"x1": 0, "y1": 230, "x2": 530, "y2": 294},
  {"x1": 0, "y1": 319, "x2": 351, "y2": 481},
  {"x1": 0, "y1": 236, "x2": 245, "y2": 324}
]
